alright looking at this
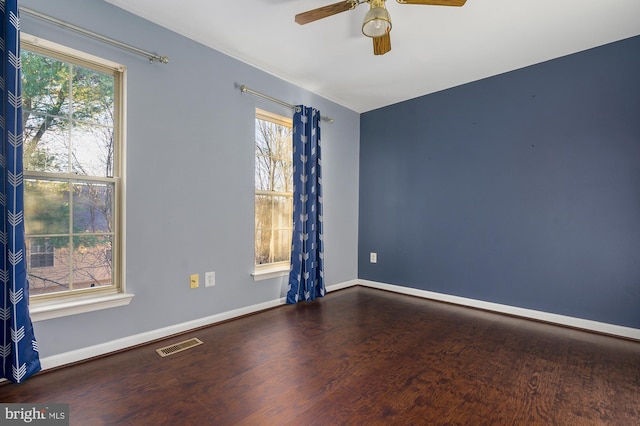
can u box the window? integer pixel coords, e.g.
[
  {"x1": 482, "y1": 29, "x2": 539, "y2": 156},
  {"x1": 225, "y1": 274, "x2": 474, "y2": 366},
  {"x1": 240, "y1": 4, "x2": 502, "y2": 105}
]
[
  {"x1": 21, "y1": 35, "x2": 125, "y2": 300},
  {"x1": 254, "y1": 109, "x2": 293, "y2": 274}
]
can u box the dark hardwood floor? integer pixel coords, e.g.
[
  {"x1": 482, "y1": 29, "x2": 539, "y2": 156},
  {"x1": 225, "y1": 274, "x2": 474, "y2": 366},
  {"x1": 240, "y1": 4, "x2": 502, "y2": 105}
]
[{"x1": 2, "y1": 286, "x2": 639, "y2": 425}]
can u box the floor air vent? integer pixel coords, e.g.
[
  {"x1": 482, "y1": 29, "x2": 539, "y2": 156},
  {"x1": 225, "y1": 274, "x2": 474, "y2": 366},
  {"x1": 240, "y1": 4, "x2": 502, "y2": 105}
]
[{"x1": 156, "y1": 338, "x2": 203, "y2": 357}]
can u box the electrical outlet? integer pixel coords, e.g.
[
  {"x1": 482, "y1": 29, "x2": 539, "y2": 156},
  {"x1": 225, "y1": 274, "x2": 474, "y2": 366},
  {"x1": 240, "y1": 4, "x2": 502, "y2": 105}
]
[
  {"x1": 190, "y1": 274, "x2": 199, "y2": 289},
  {"x1": 370, "y1": 252, "x2": 377, "y2": 263},
  {"x1": 205, "y1": 271, "x2": 215, "y2": 287}
]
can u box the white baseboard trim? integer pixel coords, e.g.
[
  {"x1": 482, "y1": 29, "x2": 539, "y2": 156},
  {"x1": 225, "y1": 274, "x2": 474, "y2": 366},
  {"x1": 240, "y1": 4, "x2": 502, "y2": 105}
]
[
  {"x1": 327, "y1": 279, "x2": 359, "y2": 292},
  {"x1": 39, "y1": 279, "x2": 358, "y2": 371},
  {"x1": 357, "y1": 279, "x2": 640, "y2": 341}
]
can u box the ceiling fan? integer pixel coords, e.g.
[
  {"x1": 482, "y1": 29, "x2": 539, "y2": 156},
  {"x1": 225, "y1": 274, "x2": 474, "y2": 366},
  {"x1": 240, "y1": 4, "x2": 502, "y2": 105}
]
[{"x1": 295, "y1": 0, "x2": 467, "y2": 55}]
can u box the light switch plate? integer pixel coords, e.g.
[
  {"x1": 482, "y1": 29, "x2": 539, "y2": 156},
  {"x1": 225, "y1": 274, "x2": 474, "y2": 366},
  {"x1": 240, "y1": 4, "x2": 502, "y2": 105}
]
[{"x1": 205, "y1": 271, "x2": 215, "y2": 287}]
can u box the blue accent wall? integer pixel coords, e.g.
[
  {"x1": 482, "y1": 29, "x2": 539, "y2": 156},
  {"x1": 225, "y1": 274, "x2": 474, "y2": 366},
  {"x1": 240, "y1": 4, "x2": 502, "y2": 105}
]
[{"x1": 359, "y1": 36, "x2": 640, "y2": 328}]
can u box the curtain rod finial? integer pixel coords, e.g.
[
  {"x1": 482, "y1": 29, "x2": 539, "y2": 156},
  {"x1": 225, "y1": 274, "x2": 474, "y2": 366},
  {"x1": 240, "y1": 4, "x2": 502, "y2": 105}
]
[{"x1": 150, "y1": 55, "x2": 170, "y2": 64}]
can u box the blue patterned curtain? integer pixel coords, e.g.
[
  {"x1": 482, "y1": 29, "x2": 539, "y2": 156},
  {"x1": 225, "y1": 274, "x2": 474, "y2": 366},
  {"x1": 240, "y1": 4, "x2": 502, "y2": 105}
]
[
  {"x1": 287, "y1": 105, "x2": 325, "y2": 304},
  {"x1": 1, "y1": 0, "x2": 41, "y2": 383}
]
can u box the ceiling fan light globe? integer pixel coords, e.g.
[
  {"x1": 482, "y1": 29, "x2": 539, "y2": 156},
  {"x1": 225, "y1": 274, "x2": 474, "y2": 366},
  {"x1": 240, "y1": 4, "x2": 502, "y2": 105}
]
[{"x1": 362, "y1": 7, "x2": 391, "y2": 38}]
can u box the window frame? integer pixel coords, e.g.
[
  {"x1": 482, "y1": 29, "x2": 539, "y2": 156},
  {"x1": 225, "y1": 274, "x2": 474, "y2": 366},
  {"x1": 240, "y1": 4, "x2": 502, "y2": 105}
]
[
  {"x1": 253, "y1": 108, "x2": 293, "y2": 280},
  {"x1": 21, "y1": 33, "x2": 131, "y2": 317}
]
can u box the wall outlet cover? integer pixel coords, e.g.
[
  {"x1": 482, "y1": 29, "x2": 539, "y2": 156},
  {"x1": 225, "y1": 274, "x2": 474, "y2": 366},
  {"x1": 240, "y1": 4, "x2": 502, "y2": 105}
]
[{"x1": 190, "y1": 274, "x2": 199, "y2": 289}]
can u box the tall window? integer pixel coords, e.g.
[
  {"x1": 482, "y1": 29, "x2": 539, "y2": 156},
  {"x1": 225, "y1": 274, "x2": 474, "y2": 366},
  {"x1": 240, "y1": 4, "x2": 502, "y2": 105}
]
[
  {"x1": 254, "y1": 109, "x2": 293, "y2": 271},
  {"x1": 21, "y1": 36, "x2": 124, "y2": 299}
]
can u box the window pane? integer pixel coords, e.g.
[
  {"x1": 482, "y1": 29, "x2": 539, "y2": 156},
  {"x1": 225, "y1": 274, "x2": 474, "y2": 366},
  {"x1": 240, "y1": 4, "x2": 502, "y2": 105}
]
[
  {"x1": 273, "y1": 195, "x2": 292, "y2": 229},
  {"x1": 69, "y1": 64, "x2": 114, "y2": 177},
  {"x1": 72, "y1": 181, "x2": 113, "y2": 233},
  {"x1": 255, "y1": 119, "x2": 273, "y2": 192},
  {"x1": 24, "y1": 179, "x2": 70, "y2": 235},
  {"x1": 21, "y1": 51, "x2": 70, "y2": 116},
  {"x1": 255, "y1": 193, "x2": 272, "y2": 228},
  {"x1": 273, "y1": 230, "x2": 291, "y2": 263},
  {"x1": 27, "y1": 236, "x2": 71, "y2": 296},
  {"x1": 73, "y1": 235, "x2": 113, "y2": 290},
  {"x1": 255, "y1": 153, "x2": 272, "y2": 191},
  {"x1": 255, "y1": 228, "x2": 271, "y2": 265},
  {"x1": 22, "y1": 50, "x2": 72, "y2": 174},
  {"x1": 71, "y1": 65, "x2": 114, "y2": 125},
  {"x1": 272, "y1": 160, "x2": 291, "y2": 193},
  {"x1": 23, "y1": 112, "x2": 69, "y2": 173},
  {"x1": 255, "y1": 194, "x2": 272, "y2": 265},
  {"x1": 273, "y1": 126, "x2": 292, "y2": 160},
  {"x1": 255, "y1": 118, "x2": 293, "y2": 192},
  {"x1": 71, "y1": 122, "x2": 114, "y2": 177}
]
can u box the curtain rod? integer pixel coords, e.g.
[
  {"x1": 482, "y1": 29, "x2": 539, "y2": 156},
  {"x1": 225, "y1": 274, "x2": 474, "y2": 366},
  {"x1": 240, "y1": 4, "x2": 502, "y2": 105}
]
[
  {"x1": 240, "y1": 84, "x2": 334, "y2": 123},
  {"x1": 19, "y1": 7, "x2": 170, "y2": 64}
]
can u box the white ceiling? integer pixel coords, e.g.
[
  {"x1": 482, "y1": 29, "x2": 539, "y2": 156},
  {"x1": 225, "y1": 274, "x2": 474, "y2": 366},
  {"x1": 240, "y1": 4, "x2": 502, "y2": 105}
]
[{"x1": 105, "y1": 0, "x2": 640, "y2": 113}]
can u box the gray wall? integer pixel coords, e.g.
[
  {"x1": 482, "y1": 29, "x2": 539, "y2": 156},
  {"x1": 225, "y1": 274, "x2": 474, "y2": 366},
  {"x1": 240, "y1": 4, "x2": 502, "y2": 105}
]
[
  {"x1": 22, "y1": 0, "x2": 359, "y2": 358},
  {"x1": 359, "y1": 36, "x2": 640, "y2": 329}
]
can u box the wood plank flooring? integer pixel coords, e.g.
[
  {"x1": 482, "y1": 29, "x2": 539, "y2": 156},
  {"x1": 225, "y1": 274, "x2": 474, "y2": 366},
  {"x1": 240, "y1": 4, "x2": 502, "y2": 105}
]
[{"x1": 1, "y1": 286, "x2": 639, "y2": 425}]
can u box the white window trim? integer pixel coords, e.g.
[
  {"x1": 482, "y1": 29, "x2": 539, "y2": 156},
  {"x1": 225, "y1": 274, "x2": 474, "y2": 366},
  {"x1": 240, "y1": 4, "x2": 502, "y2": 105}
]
[
  {"x1": 21, "y1": 33, "x2": 126, "y2": 72},
  {"x1": 22, "y1": 33, "x2": 132, "y2": 316},
  {"x1": 253, "y1": 108, "x2": 293, "y2": 278},
  {"x1": 30, "y1": 292, "x2": 134, "y2": 322},
  {"x1": 251, "y1": 262, "x2": 290, "y2": 281}
]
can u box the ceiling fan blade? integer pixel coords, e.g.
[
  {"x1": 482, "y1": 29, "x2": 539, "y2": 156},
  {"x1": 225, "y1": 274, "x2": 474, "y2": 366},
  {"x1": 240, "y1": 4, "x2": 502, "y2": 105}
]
[
  {"x1": 373, "y1": 32, "x2": 391, "y2": 55},
  {"x1": 295, "y1": 1, "x2": 358, "y2": 25},
  {"x1": 396, "y1": 0, "x2": 467, "y2": 6}
]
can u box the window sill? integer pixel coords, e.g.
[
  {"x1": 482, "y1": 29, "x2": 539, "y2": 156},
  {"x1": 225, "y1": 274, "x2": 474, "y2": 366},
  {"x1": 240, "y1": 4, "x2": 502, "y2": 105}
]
[
  {"x1": 30, "y1": 293, "x2": 135, "y2": 322},
  {"x1": 251, "y1": 265, "x2": 290, "y2": 281}
]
